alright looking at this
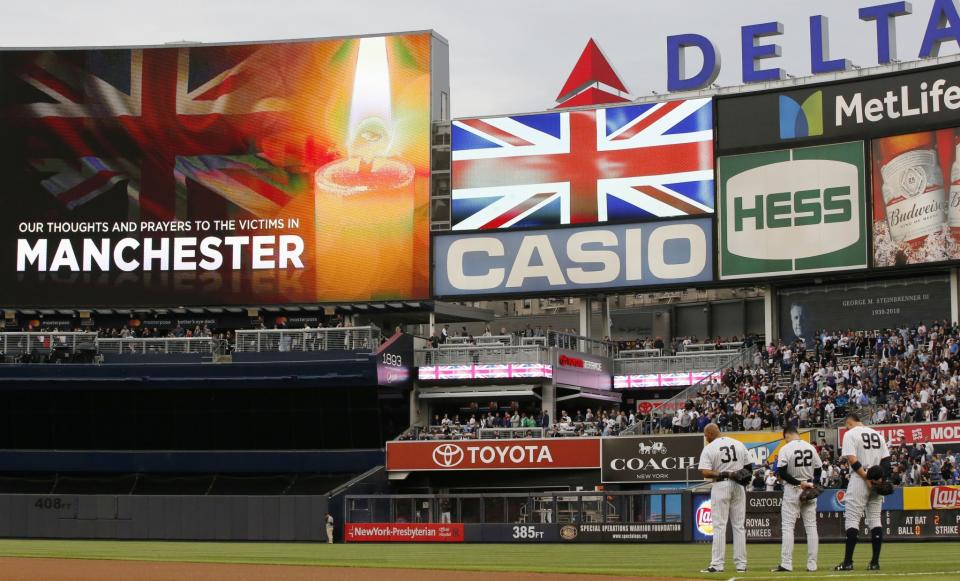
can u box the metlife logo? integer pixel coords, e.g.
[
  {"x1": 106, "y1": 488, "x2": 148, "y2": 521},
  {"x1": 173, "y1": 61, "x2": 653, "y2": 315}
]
[
  {"x1": 718, "y1": 63, "x2": 960, "y2": 153},
  {"x1": 835, "y1": 77, "x2": 960, "y2": 127},
  {"x1": 718, "y1": 141, "x2": 868, "y2": 280}
]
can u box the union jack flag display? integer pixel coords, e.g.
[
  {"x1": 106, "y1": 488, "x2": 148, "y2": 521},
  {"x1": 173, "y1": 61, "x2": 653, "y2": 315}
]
[
  {"x1": 419, "y1": 364, "x2": 553, "y2": 381},
  {"x1": 614, "y1": 371, "x2": 715, "y2": 389},
  {"x1": 451, "y1": 98, "x2": 714, "y2": 230}
]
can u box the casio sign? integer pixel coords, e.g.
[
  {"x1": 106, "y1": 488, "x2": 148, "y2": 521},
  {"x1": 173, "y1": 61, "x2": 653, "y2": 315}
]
[{"x1": 434, "y1": 219, "x2": 713, "y2": 297}]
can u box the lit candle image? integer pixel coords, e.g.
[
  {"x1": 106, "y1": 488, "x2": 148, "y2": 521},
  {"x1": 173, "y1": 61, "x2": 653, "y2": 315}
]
[{"x1": 314, "y1": 36, "x2": 418, "y2": 300}]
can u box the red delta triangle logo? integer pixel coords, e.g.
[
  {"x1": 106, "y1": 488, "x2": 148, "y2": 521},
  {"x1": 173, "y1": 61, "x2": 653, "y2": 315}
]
[{"x1": 554, "y1": 39, "x2": 631, "y2": 108}]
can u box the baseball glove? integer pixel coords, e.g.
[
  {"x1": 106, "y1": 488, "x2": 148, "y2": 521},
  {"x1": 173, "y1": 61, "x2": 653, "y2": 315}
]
[
  {"x1": 732, "y1": 468, "x2": 753, "y2": 486},
  {"x1": 872, "y1": 481, "x2": 895, "y2": 496},
  {"x1": 799, "y1": 485, "x2": 824, "y2": 502}
]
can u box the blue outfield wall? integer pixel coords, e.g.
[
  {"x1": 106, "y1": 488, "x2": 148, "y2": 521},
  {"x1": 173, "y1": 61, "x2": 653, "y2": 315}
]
[{"x1": 0, "y1": 449, "x2": 385, "y2": 474}]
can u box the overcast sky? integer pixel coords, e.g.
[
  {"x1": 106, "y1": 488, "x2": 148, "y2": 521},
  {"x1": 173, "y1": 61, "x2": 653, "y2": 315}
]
[{"x1": 1, "y1": 0, "x2": 957, "y2": 117}]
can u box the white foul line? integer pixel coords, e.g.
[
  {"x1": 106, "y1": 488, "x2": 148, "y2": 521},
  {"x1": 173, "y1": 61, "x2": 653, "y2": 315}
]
[{"x1": 726, "y1": 570, "x2": 960, "y2": 581}]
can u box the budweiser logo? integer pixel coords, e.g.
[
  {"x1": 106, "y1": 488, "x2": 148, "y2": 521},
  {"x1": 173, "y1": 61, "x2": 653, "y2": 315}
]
[{"x1": 931, "y1": 486, "x2": 960, "y2": 509}]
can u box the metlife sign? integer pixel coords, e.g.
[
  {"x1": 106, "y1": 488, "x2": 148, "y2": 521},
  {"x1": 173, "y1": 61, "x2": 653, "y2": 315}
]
[
  {"x1": 718, "y1": 63, "x2": 960, "y2": 153},
  {"x1": 432, "y1": 219, "x2": 713, "y2": 298},
  {"x1": 718, "y1": 141, "x2": 868, "y2": 280}
]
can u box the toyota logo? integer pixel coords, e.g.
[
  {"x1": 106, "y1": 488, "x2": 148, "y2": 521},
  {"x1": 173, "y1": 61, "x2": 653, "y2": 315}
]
[{"x1": 432, "y1": 444, "x2": 464, "y2": 468}]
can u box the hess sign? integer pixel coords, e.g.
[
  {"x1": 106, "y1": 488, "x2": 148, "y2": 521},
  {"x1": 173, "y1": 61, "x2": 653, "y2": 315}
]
[{"x1": 433, "y1": 219, "x2": 713, "y2": 297}]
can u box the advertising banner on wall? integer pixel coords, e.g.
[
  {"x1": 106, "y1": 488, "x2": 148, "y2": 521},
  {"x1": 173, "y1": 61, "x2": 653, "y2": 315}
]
[
  {"x1": 717, "y1": 142, "x2": 868, "y2": 280},
  {"x1": 725, "y1": 430, "x2": 813, "y2": 467},
  {"x1": 345, "y1": 523, "x2": 464, "y2": 543},
  {"x1": 717, "y1": 63, "x2": 960, "y2": 153},
  {"x1": 779, "y1": 277, "x2": 950, "y2": 343},
  {"x1": 816, "y1": 487, "x2": 904, "y2": 513},
  {"x1": 385, "y1": 438, "x2": 600, "y2": 471},
  {"x1": 0, "y1": 33, "x2": 440, "y2": 306},
  {"x1": 601, "y1": 434, "x2": 703, "y2": 483},
  {"x1": 554, "y1": 349, "x2": 611, "y2": 390},
  {"x1": 694, "y1": 492, "x2": 950, "y2": 543},
  {"x1": 433, "y1": 218, "x2": 713, "y2": 298},
  {"x1": 904, "y1": 485, "x2": 960, "y2": 511},
  {"x1": 871, "y1": 127, "x2": 960, "y2": 267},
  {"x1": 838, "y1": 420, "x2": 960, "y2": 448},
  {"x1": 451, "y1": 98, "x2": 714, "y2": 230},
  {"x1": 557, "y1": 522, "x2": 684, "y2": 543}
]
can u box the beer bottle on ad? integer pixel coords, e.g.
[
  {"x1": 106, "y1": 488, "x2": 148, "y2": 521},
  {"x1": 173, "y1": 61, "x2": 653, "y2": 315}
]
[
  {"x1": 879, "y1": 131, "x2": 946, "y2": 247},
  {"x1": 949, "y1": 129, "x2": 960, "y2": 239}
]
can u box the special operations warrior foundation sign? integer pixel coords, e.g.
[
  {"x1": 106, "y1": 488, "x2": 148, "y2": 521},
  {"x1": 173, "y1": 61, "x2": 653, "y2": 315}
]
[{"x1": 718, "y1": 141, "x2": 868, "y2": 280}]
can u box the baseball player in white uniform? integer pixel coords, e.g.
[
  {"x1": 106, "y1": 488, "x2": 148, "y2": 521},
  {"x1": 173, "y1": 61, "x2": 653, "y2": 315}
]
[
  {"x1": 835, "y1": 412, "x2": 890, "y2": 571},
  {"x1": 772, "y1": 426, "x2": 822, "y2": 573},
  {"x1": 699, "y1": 423, "x2": 752, "y2": 574}
]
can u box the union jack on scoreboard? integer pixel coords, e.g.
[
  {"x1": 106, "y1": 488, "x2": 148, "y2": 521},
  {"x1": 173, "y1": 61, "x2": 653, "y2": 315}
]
[
  {"x1": 614, "y1": 371, "x2": 715, "y2": 389},
  {"x1": 451, "y1": 98, "x2": 714, "y2": 231},
  {"x1": 4, "y1": 46, "x2": 297, "y2": 221},
  {"x1": 419, "y1": 364, "x2": 553, "y2": 381}
]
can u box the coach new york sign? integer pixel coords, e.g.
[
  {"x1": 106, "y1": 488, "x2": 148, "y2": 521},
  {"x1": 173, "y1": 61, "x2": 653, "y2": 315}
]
[{"x1": 718, "y1": 141, "x2": 868, "y2": 280}]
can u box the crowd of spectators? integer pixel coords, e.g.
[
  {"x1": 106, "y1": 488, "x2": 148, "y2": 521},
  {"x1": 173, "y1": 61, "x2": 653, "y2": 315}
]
[
  {"x1": 405, "y1": 406, "x2": 639, "y2": 440},
  {"x1": 426, "y1": 324, "x2": 584, "y2": 349},
  {"x1": 616, "y1": 335, "x2": 752, "y2": 355},
  {"x1": 635, "y1": 320, "x2": 960, "y2": 434},
  {"x1": 751, "y1": 440, "x2": 959, "y2": 491}
]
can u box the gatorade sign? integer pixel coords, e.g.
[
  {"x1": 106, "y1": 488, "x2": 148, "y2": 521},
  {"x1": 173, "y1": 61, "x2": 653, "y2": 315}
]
[{"x1": 718, "y1": 141, "x2": 868, "y2": 280}]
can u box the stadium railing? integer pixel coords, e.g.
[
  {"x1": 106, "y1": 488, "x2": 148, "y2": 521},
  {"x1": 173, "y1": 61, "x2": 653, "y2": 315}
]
[
  {"x1": 401, "y1": 426, "x2": 547, "y2": 440},
  {"x1": 96, "y1": 337, "x2": 219, "y2": 355},
  {"x1": 614, "y1": 349, "x2": 742, "y2": 375},
  {"x1": 446, "y1": 335, "x2": 513, "y2": 346},
  {"x1": 0, "y1": 331, "x2": 98, "y2": 355},
  {"x1": 415, "y1": 344, "x2": 549, "y2": 366},
  {"x1": 618, "y1": 348, "x2": 663, "y2": 358},
  {"x1": 682, "y1": 341, "x2": 745, "y2": 352},
  {"x1": 233, "y1": 326, "x2": 381, "y2": 353}
]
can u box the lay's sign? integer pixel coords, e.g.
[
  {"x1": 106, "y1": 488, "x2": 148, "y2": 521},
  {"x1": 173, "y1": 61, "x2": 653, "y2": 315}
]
[{"x1": 904, "y1": 485, "x2": 960, "y2": 511}]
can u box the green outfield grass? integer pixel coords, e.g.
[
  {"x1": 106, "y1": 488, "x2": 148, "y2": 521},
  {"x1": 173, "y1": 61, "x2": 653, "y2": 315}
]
[{"x1": 0, "y1": 539, "x2": 956, "y2": 579}]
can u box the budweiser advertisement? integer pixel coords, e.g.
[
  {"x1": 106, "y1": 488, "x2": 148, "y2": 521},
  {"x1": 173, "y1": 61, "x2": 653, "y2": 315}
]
[
  {"x1": 386, "y1": 438, "x2": 600, "y2": 471},
  {"x1": 872, "y1": 128, "x2": 960, "y2": 267},
  {"x1": 344, "y1": 523, "x2": 464, "y2": 543},
  {"x1": 839, "y1": 421, "x2": 960, "y2": 447}
]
